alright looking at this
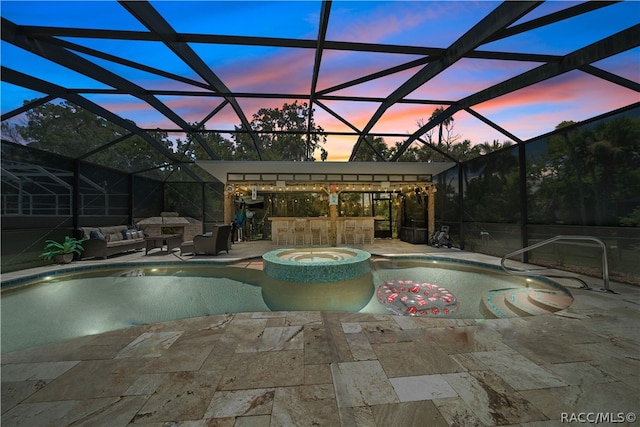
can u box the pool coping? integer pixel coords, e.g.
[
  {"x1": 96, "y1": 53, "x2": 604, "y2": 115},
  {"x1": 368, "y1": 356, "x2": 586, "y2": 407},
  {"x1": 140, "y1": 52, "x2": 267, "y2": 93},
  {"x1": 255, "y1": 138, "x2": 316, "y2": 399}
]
[
  {"x1": 0, "y1": 259, "x2": 242, "y2": 290},
  {"x1": 2, "y1": 252, "x2": 569, "y2": 296}
]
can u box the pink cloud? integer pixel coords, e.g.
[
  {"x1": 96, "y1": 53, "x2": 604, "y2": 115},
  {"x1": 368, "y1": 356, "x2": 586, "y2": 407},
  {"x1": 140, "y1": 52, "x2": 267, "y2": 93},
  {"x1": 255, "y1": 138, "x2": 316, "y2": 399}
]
[
  {"x1": 474, "y1": 71, "x2": 638, "y2": 118},
  {"x1": 98, "y1": 96, "x2": 153, "y2": 113},
  {"x1": 219, "y1": 50, "x2": 315, "y2": 94},
  {"x1": 329, "y1": 2, "x2": 439, "y2": 44}
]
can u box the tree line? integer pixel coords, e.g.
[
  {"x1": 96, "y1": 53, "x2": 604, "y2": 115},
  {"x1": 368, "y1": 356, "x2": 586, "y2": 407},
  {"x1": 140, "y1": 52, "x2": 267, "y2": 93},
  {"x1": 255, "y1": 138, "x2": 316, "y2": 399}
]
[
  {"x1": 5, "y1": 98, "x2": 636, "y2": 227},
  {"x1": 2, "y1": 101, "x2": 511, "y2": 176}
]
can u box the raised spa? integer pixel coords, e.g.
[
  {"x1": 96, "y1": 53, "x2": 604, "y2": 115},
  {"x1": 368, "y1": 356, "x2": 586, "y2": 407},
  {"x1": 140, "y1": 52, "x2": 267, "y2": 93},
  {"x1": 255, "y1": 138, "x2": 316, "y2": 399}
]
[{"x1": 262, "y1": 247, "x2": 371, "y2": 283}]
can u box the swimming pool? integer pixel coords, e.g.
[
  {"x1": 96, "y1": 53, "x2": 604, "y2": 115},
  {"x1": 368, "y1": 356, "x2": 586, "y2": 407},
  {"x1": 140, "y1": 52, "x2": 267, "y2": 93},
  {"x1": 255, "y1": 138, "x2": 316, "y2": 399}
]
[{"x1": 1, "y1": 256, "x2": 572, "y2": 353}]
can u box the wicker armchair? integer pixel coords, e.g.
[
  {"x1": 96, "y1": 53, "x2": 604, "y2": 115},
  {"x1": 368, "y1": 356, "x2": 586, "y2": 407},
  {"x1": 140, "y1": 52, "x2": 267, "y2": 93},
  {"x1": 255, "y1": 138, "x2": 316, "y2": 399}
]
[{"x1": 193, "y1": 224, "x2": 232, "y2": 255}]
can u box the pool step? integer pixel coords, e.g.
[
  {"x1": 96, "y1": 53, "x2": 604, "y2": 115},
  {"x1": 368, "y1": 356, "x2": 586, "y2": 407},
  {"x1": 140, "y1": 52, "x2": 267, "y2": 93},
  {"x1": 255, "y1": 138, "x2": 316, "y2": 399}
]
[
  {"x1": 482, "y1": 288, "x2": 573, "y2": 318},
  {"x1": 505, "y1": 289, "x2": 557, "y2": 316},
  {"x1": 528, "y1": 289, "x2": 574, "y2": 311},
  {"x1": 482, "y1": 289, "x2": 521, "y2": 318}
]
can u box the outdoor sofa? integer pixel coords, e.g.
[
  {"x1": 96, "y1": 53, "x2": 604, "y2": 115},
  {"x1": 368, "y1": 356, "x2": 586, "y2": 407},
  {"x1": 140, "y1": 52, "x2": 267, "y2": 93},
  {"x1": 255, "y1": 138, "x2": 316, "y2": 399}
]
[{"x1": 75, "y1": 225, "x2": 146, "y2": 259}]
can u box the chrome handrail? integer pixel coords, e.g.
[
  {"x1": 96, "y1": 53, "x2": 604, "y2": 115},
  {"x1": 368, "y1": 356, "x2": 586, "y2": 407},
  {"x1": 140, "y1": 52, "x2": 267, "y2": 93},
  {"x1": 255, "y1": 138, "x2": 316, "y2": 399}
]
[{"x1": 501, "y1": 235, "x2": 611, "y2": 292}]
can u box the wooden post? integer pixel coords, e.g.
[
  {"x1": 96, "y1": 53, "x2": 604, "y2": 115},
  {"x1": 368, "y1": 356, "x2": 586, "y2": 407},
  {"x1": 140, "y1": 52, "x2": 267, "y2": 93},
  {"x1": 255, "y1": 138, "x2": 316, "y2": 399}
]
[
  {"x1": 427, "y1": 185, "x2": 436, "y2": 240},
  {"x1": 329, "y1": 194, "x2": 338, "y2": 247},
  {"x1": 224, "y1": 189, "x2": 234, "y2": 224}
]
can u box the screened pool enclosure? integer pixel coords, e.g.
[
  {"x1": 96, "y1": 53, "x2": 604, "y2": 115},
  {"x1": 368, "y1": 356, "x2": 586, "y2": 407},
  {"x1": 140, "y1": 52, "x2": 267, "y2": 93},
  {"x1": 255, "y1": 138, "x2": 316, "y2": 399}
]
[{"x1": 1, "y1": 1, "x2": 639, "y2": 281}]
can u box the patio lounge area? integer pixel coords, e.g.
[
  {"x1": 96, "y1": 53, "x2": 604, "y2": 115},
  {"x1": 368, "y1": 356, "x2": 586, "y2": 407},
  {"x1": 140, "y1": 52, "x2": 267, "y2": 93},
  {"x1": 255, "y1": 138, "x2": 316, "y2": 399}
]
[{"x1": 2, "y1": 240, "x2": 639, "y2": 426}]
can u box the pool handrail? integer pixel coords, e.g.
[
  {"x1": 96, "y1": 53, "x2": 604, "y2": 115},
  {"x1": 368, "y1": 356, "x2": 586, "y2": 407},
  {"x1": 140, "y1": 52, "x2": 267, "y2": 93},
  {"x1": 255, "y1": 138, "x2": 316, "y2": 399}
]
[{"x1": 501, "y1": 235, "x2": 611, "y2": 292}]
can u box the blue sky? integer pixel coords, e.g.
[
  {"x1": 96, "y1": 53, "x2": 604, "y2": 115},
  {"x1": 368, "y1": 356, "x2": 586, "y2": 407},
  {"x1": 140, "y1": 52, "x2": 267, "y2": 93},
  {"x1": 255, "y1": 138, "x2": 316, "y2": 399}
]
[{"x1": 2, "y1": 1, "x2": 638, "y2": 160}]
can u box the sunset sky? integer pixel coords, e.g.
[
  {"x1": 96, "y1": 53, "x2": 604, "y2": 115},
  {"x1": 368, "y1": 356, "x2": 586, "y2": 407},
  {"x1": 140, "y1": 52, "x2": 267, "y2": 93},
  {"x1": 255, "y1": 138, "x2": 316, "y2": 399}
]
[{"x1": 1, "y1": 1, "x2": 638, "y2": 161}]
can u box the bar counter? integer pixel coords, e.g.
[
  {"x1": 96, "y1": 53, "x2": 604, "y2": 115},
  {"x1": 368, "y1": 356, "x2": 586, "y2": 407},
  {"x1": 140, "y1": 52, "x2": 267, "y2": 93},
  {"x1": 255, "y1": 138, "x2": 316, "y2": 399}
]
[{"x1": 269, "y1": 217, "x2": 374, "y2": 246}]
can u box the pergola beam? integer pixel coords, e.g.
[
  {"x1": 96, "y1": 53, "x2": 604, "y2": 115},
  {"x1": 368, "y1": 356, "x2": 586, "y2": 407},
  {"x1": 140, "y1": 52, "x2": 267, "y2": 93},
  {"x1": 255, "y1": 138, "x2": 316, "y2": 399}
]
[
  {"x1": 458, "y1": 25, "x2": 640, "y2": 109},
  {"x1": 47, "y1": 37, "x2": 213, "y2": 91},
  {"x1": 2, "y1": 2, "x2": 636, "y2": 170}
]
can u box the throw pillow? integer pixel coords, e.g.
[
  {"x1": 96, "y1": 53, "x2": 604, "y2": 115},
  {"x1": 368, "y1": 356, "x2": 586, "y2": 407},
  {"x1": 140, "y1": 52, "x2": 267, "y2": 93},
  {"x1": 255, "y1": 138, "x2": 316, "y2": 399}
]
[{"x1": 89, "y1": 230, "x2": 106, "y2": 240}]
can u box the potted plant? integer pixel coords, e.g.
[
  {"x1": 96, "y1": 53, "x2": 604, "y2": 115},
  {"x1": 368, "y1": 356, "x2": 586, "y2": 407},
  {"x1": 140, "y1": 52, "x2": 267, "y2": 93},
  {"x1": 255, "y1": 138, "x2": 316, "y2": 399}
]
[{"x1": 40, "y1": 236, "x2": 86, "y2": 264}]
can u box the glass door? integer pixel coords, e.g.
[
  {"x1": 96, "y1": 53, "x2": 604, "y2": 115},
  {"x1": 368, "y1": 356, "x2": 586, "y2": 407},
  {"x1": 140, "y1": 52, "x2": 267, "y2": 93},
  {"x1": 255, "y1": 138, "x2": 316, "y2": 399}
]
[{"x1": 372, "y1": 195, "x2": 392, "y2": 238}]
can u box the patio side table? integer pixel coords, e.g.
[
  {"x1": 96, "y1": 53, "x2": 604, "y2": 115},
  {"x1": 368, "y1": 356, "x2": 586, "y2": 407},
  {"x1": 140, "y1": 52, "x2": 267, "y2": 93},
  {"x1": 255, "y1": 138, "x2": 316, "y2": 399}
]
[{"x1": 144, "y1": 234, "x2": 182, "y2": 255}]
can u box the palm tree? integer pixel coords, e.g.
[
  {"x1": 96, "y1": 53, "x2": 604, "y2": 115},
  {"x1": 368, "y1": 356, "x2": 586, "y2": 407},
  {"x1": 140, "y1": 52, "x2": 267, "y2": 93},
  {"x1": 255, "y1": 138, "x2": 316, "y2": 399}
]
[{"x1": 430, "y1": 106, "x2": 456, "y2": 151}]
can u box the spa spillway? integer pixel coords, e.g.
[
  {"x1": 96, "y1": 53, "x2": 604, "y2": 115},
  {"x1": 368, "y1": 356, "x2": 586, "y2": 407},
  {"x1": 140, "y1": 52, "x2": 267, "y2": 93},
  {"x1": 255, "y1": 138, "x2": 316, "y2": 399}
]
[{"x1": 262, "y1": 248, "x2": 371, "y2": 283}]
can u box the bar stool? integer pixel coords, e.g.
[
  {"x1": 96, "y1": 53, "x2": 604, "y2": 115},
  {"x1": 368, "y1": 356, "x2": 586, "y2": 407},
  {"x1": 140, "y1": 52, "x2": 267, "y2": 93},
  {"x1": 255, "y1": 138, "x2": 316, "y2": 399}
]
[
  {"x1": 293, "y1": 218, "x2": 306, "y2": 245},
  {"x1": 343, "y1": 220, "x2": 357, "y2": 245},
  {"x1": 310, "y1": 220, "x2": 325, "y2": 245},
  {"x1": 275, "y1": 222, "x2": 289, "y2": 245},
  {"x1": 361, "y1": 222, "x2": 374, "y2": 244}
]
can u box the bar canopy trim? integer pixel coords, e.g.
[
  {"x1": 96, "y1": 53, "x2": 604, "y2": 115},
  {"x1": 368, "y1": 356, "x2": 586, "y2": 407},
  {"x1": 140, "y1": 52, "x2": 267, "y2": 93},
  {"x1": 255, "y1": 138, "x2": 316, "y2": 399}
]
[{"x1": 196, "y1": 160, "x2": 455, "y2": 190}]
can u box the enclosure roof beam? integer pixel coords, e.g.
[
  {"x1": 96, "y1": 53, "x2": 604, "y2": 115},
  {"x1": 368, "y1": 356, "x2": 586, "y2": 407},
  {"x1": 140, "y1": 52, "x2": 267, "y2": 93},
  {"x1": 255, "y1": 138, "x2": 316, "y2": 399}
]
[
  {"x1": 119, "y1": 0, "x2": 261, "y2": 160},
  {"x1": 391, "y1": 24, "x2": 640, "y2": 160},
  {"x1": 350, "y1": 1, "x2": 542, "y2": 161},
  {"x1": 306, "y1": 0, "x2": 331, "y2": 159},
  {"x1": 1, "y1": 94, "x2": 56, "y2": 122},
  {"x1": 1, "y1": 17, "x2": 220, "y2": 162},
  {"x1": 18, "y1": 24, "x2": 565, "y2": 62},
  {"x1": 457, "y1": 25, "x2": 640, "y2": 110},
  {"x1": 462, "y1": 107, "x2": 523, "y2": 144},
  {"x1": 1, "y1": 66, "x2": 203, "y2": 182}
]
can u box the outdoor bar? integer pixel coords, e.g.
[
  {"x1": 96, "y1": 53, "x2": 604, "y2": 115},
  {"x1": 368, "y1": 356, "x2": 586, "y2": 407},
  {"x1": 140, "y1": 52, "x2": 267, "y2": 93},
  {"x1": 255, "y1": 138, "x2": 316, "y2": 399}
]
[{"x1": 196, "y1": 160, "x2": 449, "y2": 246}]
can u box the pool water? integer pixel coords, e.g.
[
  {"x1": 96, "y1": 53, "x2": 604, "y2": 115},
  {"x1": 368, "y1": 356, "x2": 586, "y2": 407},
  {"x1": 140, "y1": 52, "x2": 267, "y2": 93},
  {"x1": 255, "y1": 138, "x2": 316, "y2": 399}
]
[
  {"x1": 1, "y1": 273, "x2": 269, "y2": 354},
  {"x1": 367, "y1": 259, "x2": 537, "y2": 316},
  {"x1": 296, "y1": 256, "x2": 341, "y2": 263},
  {"x1": 1, "y1": 258, "x2": 568, "y2": 353},
  {"x1": 279, "y1": 249, "x2": 355, "y2": 262}
]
